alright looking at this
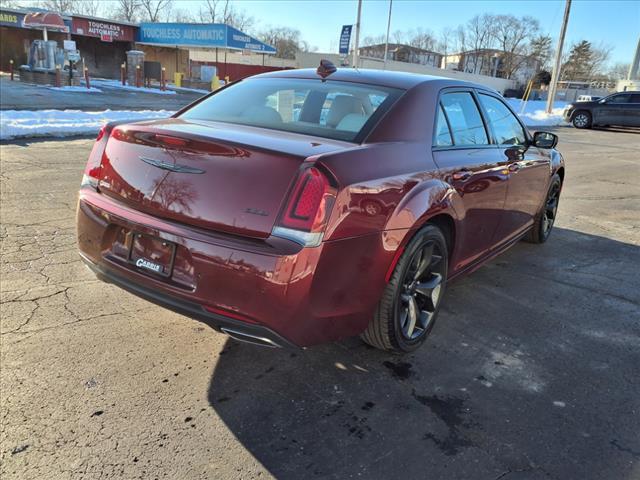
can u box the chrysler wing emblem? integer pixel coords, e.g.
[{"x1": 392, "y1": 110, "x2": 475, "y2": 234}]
[{"x1": 139, "y1": 156, "x2": 205, "y2": 174}]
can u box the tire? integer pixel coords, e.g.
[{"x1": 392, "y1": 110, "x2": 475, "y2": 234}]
[
  {"x1": 525, "y1": 174, "x2": 562, "y2": 244},
  {"x1": 572, "y1": 111, "x2": 591, "y2": 129},
  {"x1": 361, "y1": 224, "x2": 448, "y2": 353}
]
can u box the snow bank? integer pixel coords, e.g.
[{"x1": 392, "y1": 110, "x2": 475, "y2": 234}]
[
  {"x1": 506, "y1": 99, "x2": 568, "y2": 127},
  {"x1": 47, "y1": 85, "x2": 103, "y2": 93},
  {"x1": 88, "y1": 78, "x2": 177, "y2": 95},
  {"x1": 0, "y1": 109, "x2": 174, "y2": 141}
]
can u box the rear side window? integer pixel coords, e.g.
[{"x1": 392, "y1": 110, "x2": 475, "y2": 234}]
[
  {"x1": 434, "y1": 105, "x2": 453, "y2": 147},
  {"x1": 478, "y1": 94, "x2": 526, "y2": 146},
  {"x1": 440, "y1": 92, "x2": 488, "y2": 146},
  {"x1": 180, "y1": 78, "x2": 403, "y2": 142},
  {"x1": 631, "y1": 94, "x2": 640, "y2": 103}
]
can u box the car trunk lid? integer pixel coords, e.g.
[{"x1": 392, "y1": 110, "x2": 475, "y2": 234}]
[{"x1": 98, "y1": 118, "x2": 349, "y2": 238}]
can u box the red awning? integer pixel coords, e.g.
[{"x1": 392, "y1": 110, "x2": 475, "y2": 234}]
[{"x1": 23, "y1": 12, "x2": 68, "y2": 31}]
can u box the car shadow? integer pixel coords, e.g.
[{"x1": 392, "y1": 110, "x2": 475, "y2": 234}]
[{"x1": 206, "y1": 227, "x2": 640, "y2": 479}]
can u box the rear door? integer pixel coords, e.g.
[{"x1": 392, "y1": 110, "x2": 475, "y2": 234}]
[
  {"x1": 476, "y1": 92, "x2": 551, "y2": 242},
  {"x1": 432, "y1": 90, "x2": 507, "y2": 269}
]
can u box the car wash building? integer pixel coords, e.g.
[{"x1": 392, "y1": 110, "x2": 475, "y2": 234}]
[
  {"x1": 1, "y1": 6, "x2": 137, "y2": 78},
  {"x1": 69, "y1": 16, "x2": 137, "y2": 78},
  {"x1": 135, "y1": 23, "x2": 284, "y2": 85}
]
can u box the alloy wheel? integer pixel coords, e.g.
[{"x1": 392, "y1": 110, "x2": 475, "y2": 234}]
[
  {"x1": 542, "y1": 181, "x2": 561, "y2": 235},
  {"x1": 574, "y1": 113, "x2": 589, "y2": 128},
  {"x1": 397, "y1": 241, "x2": 446, "y2": 340}
]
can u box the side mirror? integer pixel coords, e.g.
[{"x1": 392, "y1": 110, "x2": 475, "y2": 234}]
[{"x1": 532, "y1": 131, "x2": 558, "y2": 149}]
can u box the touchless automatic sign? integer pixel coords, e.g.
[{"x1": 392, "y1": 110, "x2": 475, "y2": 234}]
[
  {"x1": 138, "y1": 23, "x2": 276, "y2": 53},
  {"x1": 339, "y1": 25, "x2": 352, "y2": 55}
]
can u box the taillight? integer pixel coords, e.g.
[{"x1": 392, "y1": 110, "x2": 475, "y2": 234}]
[
  {"x1": 272, "y1": 167, "x2": 336, "y2": 247},
  {"x1": 80, "y1": 125, "x2": 110, "y2": 189}
]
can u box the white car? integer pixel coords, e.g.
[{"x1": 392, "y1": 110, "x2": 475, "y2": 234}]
[{"x1": 576, "y1": 95, "x2": 602, "y2": 102}]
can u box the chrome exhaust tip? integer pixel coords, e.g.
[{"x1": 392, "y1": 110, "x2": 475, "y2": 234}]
[{"x1": 220, "y1": 327, "x2": 282, "y2": 348}]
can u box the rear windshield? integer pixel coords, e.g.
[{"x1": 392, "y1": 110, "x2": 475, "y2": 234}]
[{"x1": 179, "y1": 77, "x2": 403, "y2": 142}]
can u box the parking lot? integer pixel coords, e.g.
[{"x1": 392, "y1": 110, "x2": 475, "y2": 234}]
[{"x1": 1, "y1": 127, "x2": 639, "y2": 479}]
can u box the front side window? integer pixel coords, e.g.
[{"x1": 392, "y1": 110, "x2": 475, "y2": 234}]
[
  {"x1": 478, "y1": 94, "x2": 527, "y2": 146},
  {"x1": 608, "y1": 94, "x2": 631, "y2": 104},
  {"x1": 180, "y1": 78, "x2": 403, "y2": 142},
  {"x1": 440, "y1": 92, "x2": 488, "y2": 146}
]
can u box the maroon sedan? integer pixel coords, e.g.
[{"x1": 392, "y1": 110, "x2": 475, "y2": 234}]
[{"x1": 77, "y1": 66, "x2": 564, "y2": 353}]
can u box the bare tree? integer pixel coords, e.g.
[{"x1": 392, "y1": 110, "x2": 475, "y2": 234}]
[
  {"x1": 199, "y1": 0, "x2": 227, "y2": 23},
  {"x1": 587, "y1": 42, "x2": 613, "y2": 80},
  {"x1": 392, "y1": 30, "x2": 406, "y2": 44},
  {"x1": 198, "y1": 0, "x2": 254, "y2": 31},
  {"x1": 171, "y1": 7, "x2": 196, "y2": 23},
  {"x1": 224, "y1": 6, "x2": 254, "y2": 31},
  {"x1": 407, "y1": 27, "x2": 437, "y2": 51},
  {"x1": 492, "y1": 14, "x2": 540, "y2": 80},
  {"x1": 139, "y1": 0, "x2": 172, "y2": 22},
  {"x1": 258, "y1": 26, "x2": 308, "y2": 59},
  {"x1": 438, "y1": 27, "x2": 454, "y2": 67},
  {"x1": 39, "y1": 0, "x2": 75, "y2": 12},
  {"x1": 361, "y1": 34, "x2": 386, "y2": 47},
  {"x1": 608, "y1": 62, "x2": 631, "y2": 80},
  {"x1": 116, "y1": 0, "x2": 141, "y2": 22},
  {"x1": 460, "y1": 14, "x2": 496, "y2": 73}
]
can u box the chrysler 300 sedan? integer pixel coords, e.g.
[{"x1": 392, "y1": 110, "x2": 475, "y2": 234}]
[{"x1": 77, "y1": 65, "x2": 564, "y2": 353}]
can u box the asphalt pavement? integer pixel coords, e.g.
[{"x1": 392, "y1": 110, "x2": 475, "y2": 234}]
[{"x1": 1, "y1": 127, "x2": 639, "y2": 479}]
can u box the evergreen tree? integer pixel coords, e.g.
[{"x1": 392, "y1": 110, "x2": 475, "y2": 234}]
[{"x1": 561, "y1": 40, "x2": 593, "y2": 81}]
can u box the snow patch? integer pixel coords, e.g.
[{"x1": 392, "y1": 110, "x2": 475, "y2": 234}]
[
  {"x1": 506, "y1": 98, "x2": 569, "y2": 127},
  {"x1": 88, "y1": 78, "x2": 177, "y2": 95},
  {"x1": 47, "y1": 85, "x2": 103, "y2": 93},
  {"x1": 1, "y1": 109, "x2": 174, "y2": 140}
]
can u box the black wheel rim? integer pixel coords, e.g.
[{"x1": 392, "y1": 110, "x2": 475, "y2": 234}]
[
  {"x1": 543, "y1": 182, "x2": 560, "y2": 235},
  {"x1": 397, "y1": 241, "x2": 446, "y2": 340}
]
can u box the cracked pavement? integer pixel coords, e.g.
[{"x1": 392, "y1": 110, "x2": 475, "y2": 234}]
[{"x1": 1, "y1": 127, "x2": 639, "y2": 479}]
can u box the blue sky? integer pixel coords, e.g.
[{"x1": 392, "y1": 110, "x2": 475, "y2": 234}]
[{"x1": 222, "y1": 0, "x2": 639, "y2": 65}]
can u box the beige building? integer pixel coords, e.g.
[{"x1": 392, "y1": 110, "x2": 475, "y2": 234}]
[
  {"x1": 359, "y1": 43, "x2": 443, "y2": 69},
  {"x1": 445, "y1": 49, "x2": 540, "y2": 86}
]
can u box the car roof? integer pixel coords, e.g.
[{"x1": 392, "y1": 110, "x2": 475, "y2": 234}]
[{"x1": 250, "y1": 67, "x2": 493, "y2": 92}]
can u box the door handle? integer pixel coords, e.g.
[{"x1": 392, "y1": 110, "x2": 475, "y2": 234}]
[{"x1": 452, "y1": 170, "x2": 472, "y2": 182}]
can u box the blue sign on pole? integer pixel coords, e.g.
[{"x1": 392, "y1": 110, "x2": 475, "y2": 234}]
[
  {"x1": 339, "y1": 25, "x2": 352, "y2": 55},
  {"x1": 138, "y1": 23, "x2": 276, "y2": 54}
]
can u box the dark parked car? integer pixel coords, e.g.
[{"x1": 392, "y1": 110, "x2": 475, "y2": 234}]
[
  {"x1": 77, "y1": 66, "x2": 564, "y2": 353},
  {"x1": 564, "y1": 92, "x2": 640, "y2": 128}
]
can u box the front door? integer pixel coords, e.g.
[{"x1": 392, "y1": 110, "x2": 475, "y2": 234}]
[
  {"x1": 432, "y1": 91, "x2": 508, "y2": 271},
  {"x1": 476, "y1": 93, "x2": 551, "y2": 243},
  {"x1": 596, "y1": 93, "x2": 633, "y2": 125}
]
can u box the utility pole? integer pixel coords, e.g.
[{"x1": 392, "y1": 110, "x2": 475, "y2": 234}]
[
  {"x1": 546, "y1": 0, "x2": 572, "y2": 114},
  {"x1": 383, "y1": 0, "x2": 393, "y2": 70},
  {"x1": 352, "y1": 0, "x2": 362, "y2": 68}
]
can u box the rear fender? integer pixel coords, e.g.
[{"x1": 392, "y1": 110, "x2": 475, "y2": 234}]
[{"x1": 385, "y1": 179, "x2": 461, "y2": 232}]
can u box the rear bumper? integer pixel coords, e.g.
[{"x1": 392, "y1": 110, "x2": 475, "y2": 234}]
[
  {"x1": 77, "y1": 189, "x2": 405, "y2": 347},
  {"x1": 80, "y1": 253, "x2": 297, "y2": 348}
]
